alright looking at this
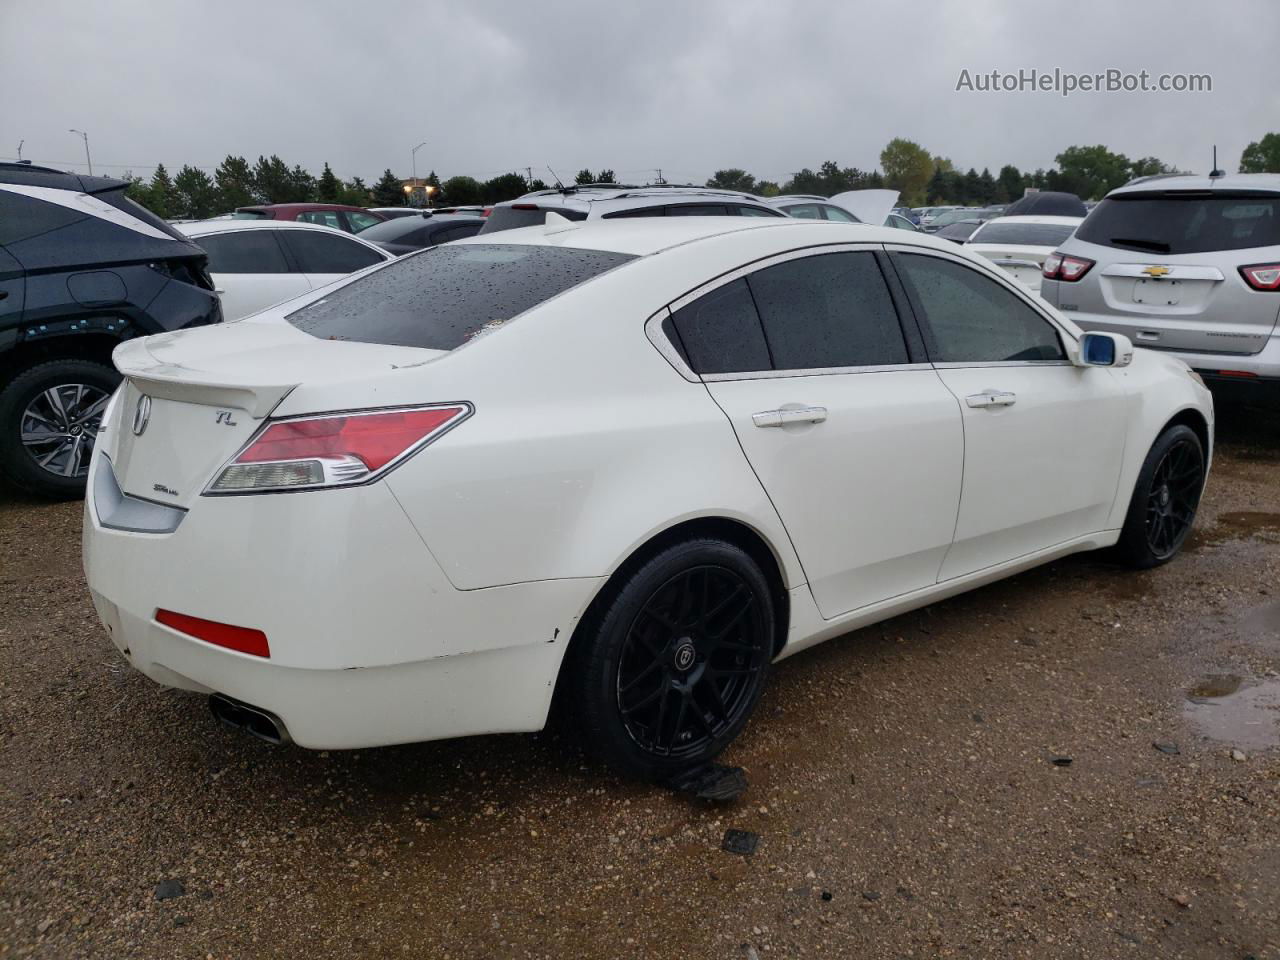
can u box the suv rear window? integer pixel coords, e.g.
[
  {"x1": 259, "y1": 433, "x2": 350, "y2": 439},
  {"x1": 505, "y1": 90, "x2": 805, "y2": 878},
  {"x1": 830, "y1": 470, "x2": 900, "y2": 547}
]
[
  {"x1": 970, "y1": 222, "x2": 1078, "y2": 247},
  {"x1": 479, "y1": 205, "x2": 587, "y2": 234},
  {"x1": 287, "y1": 243, "x2": 633, "y2": 349},
  {"x1": 1076, "y1": 193, "x2": 1280, "y2": 254}
]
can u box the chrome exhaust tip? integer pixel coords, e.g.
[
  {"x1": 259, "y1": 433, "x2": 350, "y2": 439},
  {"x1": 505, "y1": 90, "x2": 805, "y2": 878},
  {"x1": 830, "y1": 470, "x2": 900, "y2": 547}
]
[{"x1": 208, "y1": 693, "x2": 290, "y2": 745}]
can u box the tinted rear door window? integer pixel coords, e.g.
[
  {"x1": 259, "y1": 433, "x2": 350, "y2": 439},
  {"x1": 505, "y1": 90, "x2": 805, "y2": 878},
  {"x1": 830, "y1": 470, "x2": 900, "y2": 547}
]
[
  {"x1": 894, "y1": 253, "x2": 1065, "y2": 362},
  {"x1": 281, "y1": 231, "x2": 384, "y2": 272},
  {"x1": 287, "y1": 243, "x2": 634, "y2": 349},
  {"x1": 668, "y1": 278, "x2": 771, "y2": 374},
  {"x1": 197, "y1": 231, "x2": 291, "y2": 273},
  {"x1": 1076, "y1": 193, "x2": 1280, "y2": 254},
  {"x1": 746, "y1": 252, "x2": 908, "y2": 369},
  {"x1": 666, "y1": 204, "x2": 729, "y2": 216}
]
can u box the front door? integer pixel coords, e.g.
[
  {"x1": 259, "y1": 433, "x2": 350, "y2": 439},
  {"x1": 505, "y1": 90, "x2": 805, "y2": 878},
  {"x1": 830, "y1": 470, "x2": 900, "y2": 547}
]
[{"x1": 891, "y1": 249, "x2": 1129, "y2": 580}]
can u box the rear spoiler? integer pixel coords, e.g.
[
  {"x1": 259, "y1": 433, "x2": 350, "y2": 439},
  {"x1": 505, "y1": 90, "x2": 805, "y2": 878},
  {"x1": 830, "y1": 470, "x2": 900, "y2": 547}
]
[{"x1": 113, "y1": 337, "x2": 295, "y2": 418}]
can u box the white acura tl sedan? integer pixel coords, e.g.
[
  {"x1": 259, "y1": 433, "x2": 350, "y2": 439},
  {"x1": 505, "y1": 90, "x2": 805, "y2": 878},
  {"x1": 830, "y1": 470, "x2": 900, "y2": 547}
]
[{"x1": 82, "y1": 217, "x2": 1213, "y2": 781}]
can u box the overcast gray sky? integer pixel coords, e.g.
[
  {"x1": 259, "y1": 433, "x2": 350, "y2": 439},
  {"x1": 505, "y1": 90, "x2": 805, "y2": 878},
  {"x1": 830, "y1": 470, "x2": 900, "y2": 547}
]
[{"x1": 3, "y1": 0, "x2": 1276, "y2": 185}]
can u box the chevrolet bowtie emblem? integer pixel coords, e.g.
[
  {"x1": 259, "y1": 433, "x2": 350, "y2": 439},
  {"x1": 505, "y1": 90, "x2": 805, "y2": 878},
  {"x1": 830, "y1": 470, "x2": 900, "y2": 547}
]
[{"x1": 1142, "y1": 265, "x2": 1171, "y2": 277}]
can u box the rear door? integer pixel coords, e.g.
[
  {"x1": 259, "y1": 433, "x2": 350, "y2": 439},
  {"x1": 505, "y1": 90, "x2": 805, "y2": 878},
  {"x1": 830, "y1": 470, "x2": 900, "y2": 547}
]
[
  {"x1": 890, "y1": 248, "x2": 1128, "y2": 579},
  {"x1": 196, "y1": 229, "x2": 310, "y2": 321},
  {"x1": 1058, "y1": 192, "x2": 1280, "y2": 355},
  {"x1": 278, "y1": 230, "x2": 387, "y2": 290},
  {"x1": 672, "y1": 246, "x2": 964, "y2": 619}
]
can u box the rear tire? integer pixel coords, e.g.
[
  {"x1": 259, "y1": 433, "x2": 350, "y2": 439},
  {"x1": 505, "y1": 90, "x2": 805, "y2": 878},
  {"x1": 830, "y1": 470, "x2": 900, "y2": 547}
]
[
  {"x1": 566, "y1": 538, "x2": 775, "y2": 782},
  {"x1": 1113, "y1": 424, "x2": 1205, "y2": 569},
  {"x1": 0, "y1": 359, "x2": 119, "y2": 499}
]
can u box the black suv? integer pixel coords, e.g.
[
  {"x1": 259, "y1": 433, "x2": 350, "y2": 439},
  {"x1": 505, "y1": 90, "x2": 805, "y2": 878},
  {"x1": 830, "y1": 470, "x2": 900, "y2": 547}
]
[{"x1": 0, "y1": 163, "x2": 221, "y2": 497}]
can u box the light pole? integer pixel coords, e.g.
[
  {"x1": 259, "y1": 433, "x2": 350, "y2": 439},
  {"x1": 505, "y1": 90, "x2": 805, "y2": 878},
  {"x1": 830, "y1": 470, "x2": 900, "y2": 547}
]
[
  {"x1": 410, "y1": 140, "x2": 427, "y2": 207},
  {"x1": 69, "y1": 129, "x2": 92, "y2": 175}
]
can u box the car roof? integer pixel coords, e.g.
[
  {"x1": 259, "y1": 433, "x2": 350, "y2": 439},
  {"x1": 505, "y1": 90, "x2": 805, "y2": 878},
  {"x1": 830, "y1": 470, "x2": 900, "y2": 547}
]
[
  {"x1": 1110, "y1": 173, "x2": 1280, "y2": 196},
  {"x1": 178, "y1": 219, "x2": 379, "y2": 237},
  {"x1": 236, "y1": 203, "x2": 373, "y2": 213},
  {"x1": 500, "y1": 186, "x2": 775, "y2": 214},
  {"x1": 979, "y1": 215, "x2": 1085, "y2": 226},
  {"x1": 456, "y1": 216, "x2": 966, "y2": 259}
]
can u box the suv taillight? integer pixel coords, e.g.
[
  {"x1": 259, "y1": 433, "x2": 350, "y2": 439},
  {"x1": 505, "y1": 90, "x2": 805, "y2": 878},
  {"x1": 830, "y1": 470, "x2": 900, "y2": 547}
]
[
  {"x1": 205, "y1": 404, "x2": 471, "y2": 494},
  {"x1": 1043, "y1": 253, "x2": 1095, "y2": 282},
  {"x1": 1239, "y1": 262, "x2": 1280, "y2": 291}
]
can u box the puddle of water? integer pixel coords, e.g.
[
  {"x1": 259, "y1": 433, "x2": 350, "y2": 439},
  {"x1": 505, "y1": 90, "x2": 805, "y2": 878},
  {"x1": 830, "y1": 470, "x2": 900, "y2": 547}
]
[
  {"x1": 1183, "y1": 674, "x2": 1280, "y2": 752},
  {"x1": 1186, "y1": 511, "x2": 1280, "y2": 551}
]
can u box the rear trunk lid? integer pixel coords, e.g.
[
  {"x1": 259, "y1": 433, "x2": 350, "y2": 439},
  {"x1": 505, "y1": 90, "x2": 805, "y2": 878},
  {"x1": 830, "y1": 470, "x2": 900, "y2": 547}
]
[
  {"x1": 108, "y1": 319, "x2": 441, "y2": 508},
  {"x1": 968, "y1": 244, "x2": 1056, "y2": 291}
]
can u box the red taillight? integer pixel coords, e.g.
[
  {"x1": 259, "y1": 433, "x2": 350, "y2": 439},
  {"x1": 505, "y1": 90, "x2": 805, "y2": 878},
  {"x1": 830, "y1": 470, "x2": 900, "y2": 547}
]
[
  {"x1": 156, "y1": 609, "x2": 270, "y2": 658},
  {"x1": 206, "y1": 404, "x2": 470, "y2": 494},
  {"x1": 1215, "y1": 369, "x2": 1258, "y2": 378},
  {"x1": 1239, "y1": 262, "x2": 1280, "y2": 291},
  {"x1": 1043, "y1": 252, "x2": 1094, "y2": 281}
]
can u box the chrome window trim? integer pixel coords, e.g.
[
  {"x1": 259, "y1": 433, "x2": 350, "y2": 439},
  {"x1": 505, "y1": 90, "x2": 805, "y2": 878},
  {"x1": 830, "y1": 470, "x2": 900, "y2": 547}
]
[
  {"x1": 930, "y1": 360, "x2": 1073, "y2": 370},
  {"x1": 656, "y1": 242, "x2": 925, "y2": 382},
  {"x1": 703, "y1": 362, "x2": 932, "y2": 382},
  {"x1": 643, "y1": 307, "x2": 699, "y2": 383}
]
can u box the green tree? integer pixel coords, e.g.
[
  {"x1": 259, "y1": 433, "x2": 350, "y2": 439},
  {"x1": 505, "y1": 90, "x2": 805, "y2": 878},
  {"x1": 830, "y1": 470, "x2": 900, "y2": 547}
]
[
  {"x1": 574, "y1": 169, "x2": 595, "y2": 185},
  {"x1": 316, "y1": 162, "x2": 341, "y2": 203},
  {"x1": 145, "y1": 164, "x2": 177, "y2": 219},
  {"x1": 756, "y1": 180, "x2": 780, "y2": 197},
  {"x1": 596, "y1": 169, "x2": 616, "y2": 184},
  {"x1": 441, "y1": 175, "x2": 482, "y2": 206},
  {"x1": 338, "y1": 177, "x2": 371, "y2": 206},
  {"x1": 1129, "y1": 156, "x2": 1179, "y2": 179},
  {"x1": 705, "y1": 169, "x2": 757, "y2": 192},
  {"x1": 214, "y1": 155, "x2": 255, "y2": 210},
  {"x1": 527, "y1": 178, "x2": 550, "y2": 192},
  {"x1": 1054, "y1": 144, "x2": 1132, "y2": 199},
  {"x1": 288, "y1": 164, "x2": 315, "y2": 203},
  {"x1": 173, "y1": 165, "x2": 218, "y2": 219},
  {"x1": 879, "y1": 138, "x2": 934, "y2": 206},
  {"x1": 252, "y1": 155, "x2": 295, "y2": 203},
  {"x1": 977, "y1": 168, "x2": 998, "y2": 205},
  {"x1": 1240, "y1": 133, "x2": 1280, "y2": 173},
  {"x1": 996, "y1": 164, "x2": 1023, "y2": 203},
  {"x1": 482, "y1": 172, "x2": 530, "y2": 204},
  {"x1": 962, "y1": 168, "x2": 982, "y2": 205},
  {"x1": 123, "y1": 172, "x2": 152, "y2": 210},
  {"x1": 371, "y1": 168, "x2": 405, "y2": 206}
]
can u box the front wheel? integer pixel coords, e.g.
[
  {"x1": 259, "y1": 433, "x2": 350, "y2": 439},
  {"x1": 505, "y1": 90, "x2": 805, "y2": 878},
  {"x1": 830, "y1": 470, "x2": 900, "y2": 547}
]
[
  {"x1": 567, "y1": 538, "x2": 776, "y2": 782},
  {"x1": 1114, "y1": 424, "x2": 1206, "y2": 568}
]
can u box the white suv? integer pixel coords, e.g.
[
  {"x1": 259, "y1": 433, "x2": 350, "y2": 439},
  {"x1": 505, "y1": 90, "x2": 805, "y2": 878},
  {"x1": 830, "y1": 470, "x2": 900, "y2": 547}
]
[{"x1": 479, "y1": 185, "x2": 784, "y2": 233}]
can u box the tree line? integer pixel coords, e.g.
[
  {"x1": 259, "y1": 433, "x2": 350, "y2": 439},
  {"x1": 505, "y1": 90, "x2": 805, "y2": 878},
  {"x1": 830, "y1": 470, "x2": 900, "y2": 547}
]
[{"x1": 124, "y1": 134, "x2": 1280, "y2": 220}]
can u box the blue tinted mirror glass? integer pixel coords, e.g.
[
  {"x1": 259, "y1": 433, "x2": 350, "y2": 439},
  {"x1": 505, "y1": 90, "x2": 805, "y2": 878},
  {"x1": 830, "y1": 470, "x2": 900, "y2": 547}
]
[{"x1": 1083, "y1": 334, "x2": 1115, "y2": 366}]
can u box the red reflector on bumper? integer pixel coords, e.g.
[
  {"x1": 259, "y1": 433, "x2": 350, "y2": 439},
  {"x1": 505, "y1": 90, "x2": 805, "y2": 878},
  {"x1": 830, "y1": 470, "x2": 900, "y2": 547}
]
[{"x1": 156, "y1": 609, "x2": 270, "y2": 658}]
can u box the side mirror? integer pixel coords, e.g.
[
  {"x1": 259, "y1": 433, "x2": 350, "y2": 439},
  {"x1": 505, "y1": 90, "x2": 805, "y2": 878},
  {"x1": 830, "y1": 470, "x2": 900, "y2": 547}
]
[{"x1": 1077, "y1": 331, "x2": 1133, "y2": 368}]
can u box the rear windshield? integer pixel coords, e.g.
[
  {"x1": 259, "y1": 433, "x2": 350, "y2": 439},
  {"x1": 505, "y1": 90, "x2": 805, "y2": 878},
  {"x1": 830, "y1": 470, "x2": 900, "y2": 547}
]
[
  {"x1": 479, "y1": 205, "x2": 587, "y2": 234},
  {"x1": 287, "y1": 243, "x2": 634, "y2": 349},
  {"x1": 1076, "y1": 193, "x2": 1280, "y2": 254},
  {"x1": 356, "y1": 216, "x2": 431, "y2": 242},
  {"x1": 971, "y1": 222, "x2": 1078, "y2": 247},
  {"x1": 231, "y1": 210, "x2": 270, "y2": 220}
]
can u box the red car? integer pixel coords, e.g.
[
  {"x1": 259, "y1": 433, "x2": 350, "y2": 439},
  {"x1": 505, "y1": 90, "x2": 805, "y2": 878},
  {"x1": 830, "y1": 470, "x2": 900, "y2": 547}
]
[{"x1": 232, "y1": 203, "x2": 385, "y2": 234}]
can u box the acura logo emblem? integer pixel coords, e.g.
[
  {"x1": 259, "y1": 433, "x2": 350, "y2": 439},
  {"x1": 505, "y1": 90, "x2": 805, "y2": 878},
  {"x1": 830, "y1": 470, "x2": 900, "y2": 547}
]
[{"x1": 132, "y1": 395, "x2": 152, "y2": 436}]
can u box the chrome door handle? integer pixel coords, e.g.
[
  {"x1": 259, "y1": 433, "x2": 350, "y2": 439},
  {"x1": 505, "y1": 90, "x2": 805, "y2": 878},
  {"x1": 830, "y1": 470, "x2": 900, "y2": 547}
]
[
  {"x1": 752, "y1": 406, "x2": 828, "y2": 428},
  {"x1": 965, "y1": 390, "x2": 1017, "y2": 408}
]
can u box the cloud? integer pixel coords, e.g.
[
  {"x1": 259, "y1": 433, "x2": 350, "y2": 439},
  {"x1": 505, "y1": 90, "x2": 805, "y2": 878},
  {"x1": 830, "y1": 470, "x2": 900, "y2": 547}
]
[{"x1": 2, "y1": 0, "x2": 1276, "y2": 184}]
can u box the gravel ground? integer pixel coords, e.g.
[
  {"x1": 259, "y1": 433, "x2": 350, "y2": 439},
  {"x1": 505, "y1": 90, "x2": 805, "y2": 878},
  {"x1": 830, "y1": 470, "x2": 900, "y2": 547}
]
[{"x1": 2, "y1": 406, "x2": 1278, "y2": 960}]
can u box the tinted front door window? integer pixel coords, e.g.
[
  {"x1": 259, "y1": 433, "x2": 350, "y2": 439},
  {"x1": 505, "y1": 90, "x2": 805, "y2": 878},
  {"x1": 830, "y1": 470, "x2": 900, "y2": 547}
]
[
  {"x1": 197, "y1": 231, "x2": 291, "y2": 273},
  {"x1": 894, "y1": 253, "x2": 1064, "y2": 362}
]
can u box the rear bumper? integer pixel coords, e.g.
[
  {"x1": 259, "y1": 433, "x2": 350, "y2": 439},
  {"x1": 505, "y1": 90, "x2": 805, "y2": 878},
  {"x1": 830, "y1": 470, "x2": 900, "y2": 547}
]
[
  {"x1": 1062, "y1": 311, "x2": 1280, "y2": 381},
  {"x1": 82, "y1": 452, "x2": 603, "y2": 748}
]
